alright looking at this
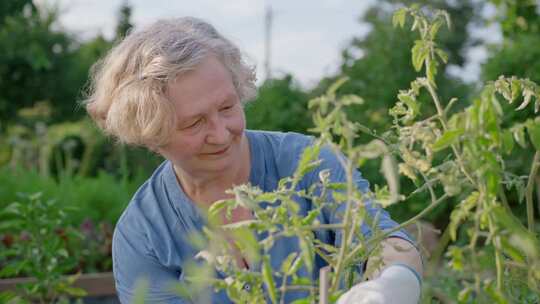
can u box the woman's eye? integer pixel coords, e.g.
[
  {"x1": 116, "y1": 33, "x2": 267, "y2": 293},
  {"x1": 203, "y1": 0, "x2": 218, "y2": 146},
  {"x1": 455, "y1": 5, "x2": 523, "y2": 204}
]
[
  {"x1": 221, "y1": 105, "x2": 234, "y2": 111},
  {"x1": 186, "y1": 119, "x2": 202, "y2": 129}
]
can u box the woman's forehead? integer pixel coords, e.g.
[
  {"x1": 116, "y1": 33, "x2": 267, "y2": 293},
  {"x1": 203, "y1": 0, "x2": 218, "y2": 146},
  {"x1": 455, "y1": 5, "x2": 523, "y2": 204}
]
[{"x1": 166, "y1": 56, "x2": 238, "y2": 118}]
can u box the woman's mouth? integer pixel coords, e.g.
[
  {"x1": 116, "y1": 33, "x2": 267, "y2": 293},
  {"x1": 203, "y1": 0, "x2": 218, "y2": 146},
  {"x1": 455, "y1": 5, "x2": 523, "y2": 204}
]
[{"x1": 204, "y1": 145, "x2": 230, "y2": 156}]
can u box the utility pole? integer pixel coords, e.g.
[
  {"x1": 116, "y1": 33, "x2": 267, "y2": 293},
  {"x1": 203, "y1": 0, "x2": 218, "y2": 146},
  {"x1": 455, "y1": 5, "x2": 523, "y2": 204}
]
[{"x1": 264, "y1": 4, "x2": 273, "y2": 81}]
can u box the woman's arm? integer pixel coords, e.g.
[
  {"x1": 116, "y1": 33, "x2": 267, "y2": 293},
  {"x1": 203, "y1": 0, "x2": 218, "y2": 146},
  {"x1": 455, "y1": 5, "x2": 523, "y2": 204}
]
[
  {"x1": 366, "y1": 237, "x2": 423, "y2": 279},
  {"x1": 337, "y1": 237, "x2": 423, "y2": 304}
]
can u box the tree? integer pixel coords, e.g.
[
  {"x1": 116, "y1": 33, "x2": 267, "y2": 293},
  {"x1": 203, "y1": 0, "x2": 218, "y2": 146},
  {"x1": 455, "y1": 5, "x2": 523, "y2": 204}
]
[
  {"x1": 0, "y1": 5, "x2": 75, "y2": 125},
  {"x1": 115, "y1": 1, "x2": 134, "y2": 41},
  {"x1": 245, "y1": 75, "x2": 311, "y2": 133}
]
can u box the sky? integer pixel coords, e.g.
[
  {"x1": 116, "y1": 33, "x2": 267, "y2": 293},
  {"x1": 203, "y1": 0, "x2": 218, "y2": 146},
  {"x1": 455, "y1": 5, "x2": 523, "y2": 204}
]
[
  {"x1": 42, "y1": 0, "x2": 501, "y2": 88},
  {"x1": 43, "y1": 0, "x2": 375, "y2": 88}
]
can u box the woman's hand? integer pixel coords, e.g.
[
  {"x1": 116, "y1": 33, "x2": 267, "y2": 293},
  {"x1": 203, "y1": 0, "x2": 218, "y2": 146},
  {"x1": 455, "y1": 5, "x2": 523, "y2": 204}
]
[{"x1": 336, "y1": 264, "x2": 421, "y2": 304}]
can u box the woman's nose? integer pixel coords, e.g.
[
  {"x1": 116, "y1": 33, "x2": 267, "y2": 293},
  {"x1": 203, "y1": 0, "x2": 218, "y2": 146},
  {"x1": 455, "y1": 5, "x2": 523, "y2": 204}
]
[{"x1": 206, "y1": 116, "x2": 230, "y2": 145}]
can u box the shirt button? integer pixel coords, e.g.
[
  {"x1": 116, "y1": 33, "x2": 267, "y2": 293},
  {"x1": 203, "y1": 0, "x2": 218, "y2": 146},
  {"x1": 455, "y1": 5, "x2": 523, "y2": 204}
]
[{"x1": 243, "y1": 283, "x2": 251, "y2": 291}]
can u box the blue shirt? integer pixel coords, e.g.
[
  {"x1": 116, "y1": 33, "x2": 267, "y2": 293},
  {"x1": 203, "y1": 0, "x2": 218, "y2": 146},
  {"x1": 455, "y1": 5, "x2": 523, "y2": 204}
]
[{"x1": 112, "y1": 130, "x2": 413, "y2": 303}]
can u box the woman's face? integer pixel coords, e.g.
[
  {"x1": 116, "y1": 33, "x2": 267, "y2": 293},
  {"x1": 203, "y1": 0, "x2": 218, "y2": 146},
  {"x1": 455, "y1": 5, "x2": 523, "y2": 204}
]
[{"x1": 158, "y1": 55, "x2": 247, "y2": 177}]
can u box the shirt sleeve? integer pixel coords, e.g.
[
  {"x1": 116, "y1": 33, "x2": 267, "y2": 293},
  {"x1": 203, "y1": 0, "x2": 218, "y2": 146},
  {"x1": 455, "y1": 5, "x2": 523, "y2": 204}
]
[{"x1": 112, "y1": 226, "x2": 188, "y2": 304}]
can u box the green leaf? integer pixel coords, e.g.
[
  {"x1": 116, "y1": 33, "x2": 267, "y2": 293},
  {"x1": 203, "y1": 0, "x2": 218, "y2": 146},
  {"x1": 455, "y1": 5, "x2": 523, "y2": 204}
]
[
  {"x1": 299, "y1": 234, "x2": 314, "y2": 272},
  {"x1": 262, "y1": 256, "x2": 277, "y2": 304},
  {"x1": 280, "y1": 252, "x2": 298, "y2": 274},
  {"x1": 500, "y1": 238, "x2": 525, "y2": 263},
  {"x1": 512, "y1": 125, "x2": 527, "y2": 148},
  {"x1": 526, "y1": 119, "x2": 540, "y2": 151},
  {"x1": 484, "y1": 280, "x2": 509, "y2": 304},
  {"x1": 132, "y1": 278, "x2": 149, "y2": 304},
  {"x1": 432, "y1": 129, "x2": 464, "y2": 151},
  {"x1": 327, "y1": 77, "x2": 348, "y2": 96},
  {"x1": 510, "y1": 79, "x2": 521, "y2": 103},
  {"x1": 287, "y1": 253, "x2": 304, "y2": 276},
  {"x1": 517, "y1": 90, "x2": 533, "y2": 110},
  {"x1": 448, "y1": 192, "x2": 478, "y2": 241},
  {"x1": 301, "y1": 209, "x2": 321, "y2": 226},
  {"x1": 0, "y1": 260, "x2": 28, "y2": 278},
  {"x1": 295, "y1": 145, "x2": 321, "y2": 178},
  {"x1": 0, "y1": 219, "x2": 24, "y2": 232},
  {"x1": 411, "y1": 40, "x2": 427, "y2": 72},
  {"x1": 426, "y1": 59, "x2": 437, "y2": 86},
  {"x1": 397, "y1": 93, "x2": 420, "y2": 117},
  {"x1": 60, "y1": 286, "x2": 87, "y2": 297},
  {"x1": 222, "y1": 220, "x2": 262, "y2": 230},
  {"x1": 291, "y1": 299, "x2": 311, "y2": 304},
  {"x1": 501, "y1": 130, "x2": 514, "y2": 154},
  {"x1": 340, "y1": 94, "x2": 364, "y2": 106},
  {"x1": 435, "y1": 48, "x2": 448, "y2": 63},
  {"x1": 429, "y1": 20, "x2": 443, "y2": 39},
  {"x1": 447, "y1": 246, "x2": 464, "y2": 271},
  {"x1": 392, "y1": 8, "x2": 407, "y2": 28},
  {"x1": 208, "y1": 199, "x2": 235, "y2": 222}
]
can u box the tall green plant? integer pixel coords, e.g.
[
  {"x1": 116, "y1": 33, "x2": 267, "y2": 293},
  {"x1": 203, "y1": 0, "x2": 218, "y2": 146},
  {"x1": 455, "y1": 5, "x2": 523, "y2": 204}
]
[{"x1": 138, "y1": 5, "x2": 540, "y2": 304}]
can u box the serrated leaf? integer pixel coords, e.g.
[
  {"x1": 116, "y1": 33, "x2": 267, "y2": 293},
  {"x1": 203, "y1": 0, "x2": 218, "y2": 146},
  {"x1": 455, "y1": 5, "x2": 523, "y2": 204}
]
[
  {"x1": 327, "y1": 182, "x2": 347, "y2": 191},
  {"x1": 501, "y1": 130, "x2": 514, "y2": 154},
  {"x1": 448, "y1": 192, "x2": 478, "y2": 241},
  {"x1": 510, "y1": 79, "x2": 521, "y2": 103},
  {"x1": 133, "y1": 278, "x2": 149, "y2": 304},
  {"x1": 435, "y1": 48, "x2": 448, "y2": 63},
  {"x1": 526, "y1": 120, "x2": 540, "y2": 151},
  {"x1": 299, "y1": 234, "x2": 314, "y2": 272},
  {"x1": 432, "y1": 129, "x2": 464, "y2": 151},
  {"x1": 392, "y1": 8, "x2": 407, "y2": 28},
  {"x1": 0, "y1": 219, "x2": 24, "y2": 232},
  {"x1": 427, "y1": 59, "x2": 437, "y2": 86},
  {"x1": 341, "y1": 94, "x2": 364, "y2": 106},
  {"x1": 517, "y1": 90, "x2": 533, "y2": 111},
  {"x1": 287, "y1": 253, "x2": 304, "y2": 276},
  {"x1": 399, "y1": 163, "x2": 416, "y2": 181},
  {"x1": 332, "y1": 191, "x2": 347, "y2": 203},
  {"x1": 512, "y1": 125, "x2": 527, "y2": 148},
  {"x1": 0, "y1": 261, "x2": 28, "y2": 278},
  {"x1": 208, "y1": 199, "x2": 231, "y2": 220},
  {"x1": 295, "y1": 145, "x2": 321, "y2": 178},
  {"x1": 429, "y1": 20, "x2": 443, "y2": 39},
  {"x1": 327, "y1": 77, "x2": 348, "y2": 96},
  {"x1": 301, "y1": 209, "x2": 321, "y2": 226},
  {"x1": 60, "y1": 286, "x2": 87, "y2": 297},
  {"x1": 411, "y1": 40, "x2": 427, "y2": 71},
  {"x1": 280, "y1": 252, "x2": 298, "y2": 274},
  {"x1": 222, "y1": 220, "x2": 262, "y2": 230},
  {"x1": 398, "y1": 93, "x2": 420, "y2": 116},
  {"x1": 262, "y1": 256, "x2": 277, "y2": 304}
]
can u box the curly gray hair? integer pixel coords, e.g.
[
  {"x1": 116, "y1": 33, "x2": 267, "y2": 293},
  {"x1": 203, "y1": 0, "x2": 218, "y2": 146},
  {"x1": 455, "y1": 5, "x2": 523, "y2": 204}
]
[{"x1": 83, "y1": 17, "x2": 257, "y2": 148}]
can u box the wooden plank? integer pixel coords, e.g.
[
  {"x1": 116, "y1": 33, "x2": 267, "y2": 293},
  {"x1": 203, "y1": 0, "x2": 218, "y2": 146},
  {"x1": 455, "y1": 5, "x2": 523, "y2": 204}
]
[{"x1": 0, "y1": 272, "x2": 116, "y2": 296}]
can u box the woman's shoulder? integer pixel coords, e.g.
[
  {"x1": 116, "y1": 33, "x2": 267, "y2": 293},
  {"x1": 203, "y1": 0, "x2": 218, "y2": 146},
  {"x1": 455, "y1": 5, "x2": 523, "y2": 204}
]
[
  {"x1": 246, "y1": 129, "x2": 314, "y2": 154},
  {"x1": 115, "y1": 161, "x2": 179, "y2": 235},
  {"x1": 246, "y1": 129, "x2": 315, "y2": 178}
]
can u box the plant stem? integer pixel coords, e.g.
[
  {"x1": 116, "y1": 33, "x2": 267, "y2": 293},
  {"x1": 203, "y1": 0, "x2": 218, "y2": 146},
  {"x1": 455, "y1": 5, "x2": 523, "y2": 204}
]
[
  {"x1": 536, "y1": 176, "x2": 540, "y2": 223},
  {"x1": 426, "y1": 224, "x2": 451, "y2": 277},
  {"x1": 329, "y1": 142, "x2": 356, "y2": 293},
  {"x1": 425, "y1": 81, "x2": 476, "y2": 186},
  {"x1": 526, "y1": 151, "x2": 540, "y2": 233},
  {"x1": 498, "y1": 185, "x2": 512, "y2": 213},
  {"x1": 346, "y1": 192, "x2": 449, "y2": 262}
]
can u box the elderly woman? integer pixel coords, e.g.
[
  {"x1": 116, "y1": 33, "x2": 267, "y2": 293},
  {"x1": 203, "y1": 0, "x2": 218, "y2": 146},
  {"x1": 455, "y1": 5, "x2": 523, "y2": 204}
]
[{"x1": 84, "y1": 17, "x2": 423, "y2": 304}]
